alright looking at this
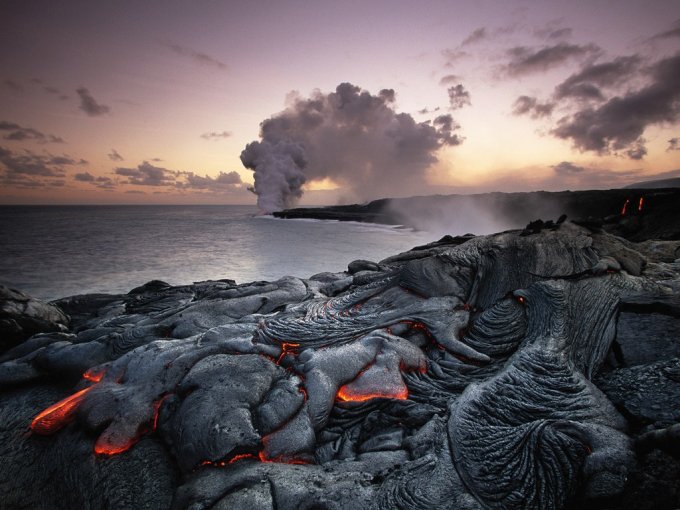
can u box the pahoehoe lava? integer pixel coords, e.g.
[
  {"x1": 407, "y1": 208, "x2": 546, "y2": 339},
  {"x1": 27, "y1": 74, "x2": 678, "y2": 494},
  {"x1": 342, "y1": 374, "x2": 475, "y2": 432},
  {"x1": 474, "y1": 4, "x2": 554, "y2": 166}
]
[{"x1": 1, "y1": 220, "x2": 679, "y2": 509}]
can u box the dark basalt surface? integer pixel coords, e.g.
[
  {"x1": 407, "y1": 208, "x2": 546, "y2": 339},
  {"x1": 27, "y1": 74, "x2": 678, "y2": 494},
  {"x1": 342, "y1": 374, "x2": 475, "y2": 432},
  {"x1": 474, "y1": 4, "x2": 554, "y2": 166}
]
[
  {"x1": 1, "y1": 220, "x2": 679, "y2": 509},
  {"x1": 273, "y1": 188, "x2": 680, "y2": 241}
]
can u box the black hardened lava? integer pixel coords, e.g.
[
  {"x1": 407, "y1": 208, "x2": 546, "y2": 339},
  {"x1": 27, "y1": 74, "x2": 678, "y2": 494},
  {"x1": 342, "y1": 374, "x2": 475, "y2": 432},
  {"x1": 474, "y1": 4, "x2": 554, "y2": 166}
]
[{"x1": 1, "y1": 221, "x2": 679, "y2": 509}]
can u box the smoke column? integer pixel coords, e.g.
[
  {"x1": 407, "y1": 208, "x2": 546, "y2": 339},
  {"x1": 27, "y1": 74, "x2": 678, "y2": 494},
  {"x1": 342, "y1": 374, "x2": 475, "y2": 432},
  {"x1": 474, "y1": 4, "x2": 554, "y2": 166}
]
[{"x1": 241, "y1": 83, "x2": 462, "y2": 212}]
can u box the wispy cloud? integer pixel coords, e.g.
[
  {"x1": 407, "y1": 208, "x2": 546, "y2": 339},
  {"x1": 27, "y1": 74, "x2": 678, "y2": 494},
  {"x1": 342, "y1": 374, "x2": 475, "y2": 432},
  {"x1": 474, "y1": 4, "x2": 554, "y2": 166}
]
[
  {"x1": 166, "y1": 43, "x2": 228, "y2": 71},
  {"x1": 503, "y1": 43, "x2": 600, "y2": 77},
  {"x1": 107, "y1": 148, "x2": 124, "y2": 161},
  {"x1": 200, "y1": 130, "x2": 232, "y2": 141},
  {"x1": 0, "y1": 121, "x2": 65, "y2": 144}
]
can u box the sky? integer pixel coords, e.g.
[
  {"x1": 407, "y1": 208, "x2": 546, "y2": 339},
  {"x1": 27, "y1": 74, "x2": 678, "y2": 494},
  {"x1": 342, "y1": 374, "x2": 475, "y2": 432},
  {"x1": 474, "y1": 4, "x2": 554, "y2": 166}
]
[{"x1": 1, "y1": 0, "x2": 679, "y2": 206}]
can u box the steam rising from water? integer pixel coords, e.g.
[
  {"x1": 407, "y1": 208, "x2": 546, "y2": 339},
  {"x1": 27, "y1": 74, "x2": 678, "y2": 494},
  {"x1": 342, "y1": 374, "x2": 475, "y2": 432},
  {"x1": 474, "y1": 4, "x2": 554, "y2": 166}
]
[{"x1": 241, "y1": 82, "x2": 462, "y2": 212}]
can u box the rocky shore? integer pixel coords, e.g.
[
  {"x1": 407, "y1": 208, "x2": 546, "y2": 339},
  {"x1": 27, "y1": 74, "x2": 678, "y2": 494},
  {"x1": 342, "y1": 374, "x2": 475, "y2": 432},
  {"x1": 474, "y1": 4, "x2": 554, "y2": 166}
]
[
  {"x1": 1, "y1": 215, "x2": 679, "y2": 509},
  {"x1": 273, "y1": 188, "x2": 680, "y2": 242}
]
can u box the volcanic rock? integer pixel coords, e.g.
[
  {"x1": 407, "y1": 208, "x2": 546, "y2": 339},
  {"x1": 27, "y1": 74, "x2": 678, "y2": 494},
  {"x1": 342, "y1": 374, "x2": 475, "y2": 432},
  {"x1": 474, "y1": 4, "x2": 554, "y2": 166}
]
[{"x1": 1, "y1": 222, "x2": 679, "y2": 509}]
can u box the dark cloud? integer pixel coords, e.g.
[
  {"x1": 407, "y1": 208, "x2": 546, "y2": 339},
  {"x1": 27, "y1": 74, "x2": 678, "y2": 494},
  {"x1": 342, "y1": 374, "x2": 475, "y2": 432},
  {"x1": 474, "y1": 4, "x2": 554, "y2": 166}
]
[
  {"x1": 439, "y1": 74, "x2": 460, "y2": 86},
  {"x1": 74, "y1": 172, "x2": 95, "y2": 182},
  {"x1": 554, "y1": 56, "x2": 640, "y2": 100},
  {"x1": 551, "y1": 54, "x2": 680, "y2": 158},
  {"x1": 504, "y1": 43, "x2": 599, "y2": 77},
  {"x1": 0, "y1": 146, "x2": 84, "y2": 177},
  {"x1": 0, "y1": 146, "x2": 87, "y2": 189},
  {"x1": 200, "y1": 131, "x2": 232, "y2": 141},
  {"x1": 108, "y1": 149, "x2": 124, "y2": 161},
  {"x1": 76, "y1": 87, "x2": 111, "y2": 116},
  {"x1": 113, "y1": 161, "x2": 244, "y2": 193},
  {"x1": 447, "y1": 84, "x2": 471, "y2": 110},
  {"x1": 668, "y1": 137, "x2": 680, "y2": 151},
  {"x1": 0, "y1": 121, "x2": 65, "y2": 144},
  {"x1": 115, "y1": 162, "x2": 176, "y2": 186},
  {"x1": 167, "y1": 44, "x2": 228, "y2": 71},
  {"x1": 180, "y1": 171, "x2": 243, "y2": 191},
  {"x1": 241, "y1": 82, "x2": 463, "y2": 211},
  {"x1": 432, "y1": 114, "x2": 464, "y2": 146},
  {"x1": 512, "y1": 96, "x2": 555, "y2": 118},
  {"x1": 462, "y1": 28, "x2": 487, "y2": 46}
]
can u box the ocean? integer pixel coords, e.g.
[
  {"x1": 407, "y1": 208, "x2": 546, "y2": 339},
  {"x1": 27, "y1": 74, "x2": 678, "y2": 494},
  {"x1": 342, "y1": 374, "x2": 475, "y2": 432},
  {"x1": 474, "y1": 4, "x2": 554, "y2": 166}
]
[{"x1": 0, "y1": 205, "x2": 433, "y2": 301}]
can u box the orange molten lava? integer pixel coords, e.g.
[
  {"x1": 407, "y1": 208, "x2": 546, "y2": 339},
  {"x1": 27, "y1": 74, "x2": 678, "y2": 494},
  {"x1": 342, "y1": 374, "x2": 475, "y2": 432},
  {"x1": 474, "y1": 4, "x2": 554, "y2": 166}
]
[
  {"x1": 276, "y1": 342, "x2": 300, "y2": 364},
  {"x1": 83, "y1": 367, "x2": 106, "y2": 382},
  {"x1": 638, "y1": 197, "x2": 644, "y2": 212},
  {"x1": 30, "y1": 385, "x2": 95, "y2": 435},
  {"x1": 621, "y1": 198, "x2": 630, "y2": 216},
  {"x1": 151, "y1": 394, "x2": 171, "y2": 431},
  {"x1": 516, "y1": 296, "x2": 526, "y2": 305},
  {"x1": 336, "y1": 385, "x2": 408, "y2": 402},
  {"x1": 94, "y1": 438, "x2": 139, "y2": 457}
]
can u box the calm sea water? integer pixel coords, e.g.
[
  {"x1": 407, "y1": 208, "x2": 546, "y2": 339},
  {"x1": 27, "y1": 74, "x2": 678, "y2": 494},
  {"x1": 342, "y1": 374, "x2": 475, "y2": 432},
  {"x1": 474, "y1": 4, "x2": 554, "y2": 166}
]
[{"x1": 0, "y1": 205, "x2": 433, "y2": 301}]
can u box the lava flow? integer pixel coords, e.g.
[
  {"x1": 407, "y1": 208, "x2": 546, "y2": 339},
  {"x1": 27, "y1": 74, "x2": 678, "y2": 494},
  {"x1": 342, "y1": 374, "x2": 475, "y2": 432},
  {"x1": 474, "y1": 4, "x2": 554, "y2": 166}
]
[
  {"x1": 638, "y1": 196, "x2": 644, "y2": 212},
  {"x1": 336, "y1": 385, "x2": 408, "y2": 402},
  {"x1": 30, "y1": 385, "x2": 95, "y2": 435},
  {"x1": 82, "y1": 367, "x2": 106, "y2": 382},
  {"x1": 621, "y1": 198, "x2": 630, "y2": 216}
]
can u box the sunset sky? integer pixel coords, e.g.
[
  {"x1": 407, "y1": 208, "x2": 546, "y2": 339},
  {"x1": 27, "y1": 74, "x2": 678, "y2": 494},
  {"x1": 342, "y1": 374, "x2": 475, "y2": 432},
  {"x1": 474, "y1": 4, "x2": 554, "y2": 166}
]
[{"x1": 1, "y1": 0, "x2": 679, "y2": 205}]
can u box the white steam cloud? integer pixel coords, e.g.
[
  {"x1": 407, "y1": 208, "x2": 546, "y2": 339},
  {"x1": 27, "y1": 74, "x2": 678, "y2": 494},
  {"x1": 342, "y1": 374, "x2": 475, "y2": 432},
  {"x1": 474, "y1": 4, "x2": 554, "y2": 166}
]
[{"x1": 241, "y1": 82, "x2": 461, "y2": 212}]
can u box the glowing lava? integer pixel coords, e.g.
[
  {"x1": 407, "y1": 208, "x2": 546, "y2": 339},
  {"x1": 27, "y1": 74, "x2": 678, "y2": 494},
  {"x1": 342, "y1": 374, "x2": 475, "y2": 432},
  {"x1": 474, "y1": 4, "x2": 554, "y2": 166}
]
[
  {"x1": 621, "y1": 199, "x2": 630, "y2": 216},
  {"x1": 82, "y1": 367, "x2": 106, "y2": 382},
  {"x1": 30, "y1": 385, "x2": 95, "y2": 435},
  {"x1": 336, "y1": 385, "x2": 408, "y2": 402},
  {"x1": 276, "y1": 342, "x2": 300, "y2": 364},
  {"x1": 94, "y1": 438, "x2": 139, "y2": 457},
  {"x1": 638, "y1": 197, "x2": 644, "y2": 212}
]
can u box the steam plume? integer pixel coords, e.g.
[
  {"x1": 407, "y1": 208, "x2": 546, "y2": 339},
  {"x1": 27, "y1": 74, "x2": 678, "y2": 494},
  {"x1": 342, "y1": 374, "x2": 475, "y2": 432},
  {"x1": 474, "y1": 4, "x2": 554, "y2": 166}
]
[{"x1": 241, "y1": 82, "x2": 460, "y2": 212}]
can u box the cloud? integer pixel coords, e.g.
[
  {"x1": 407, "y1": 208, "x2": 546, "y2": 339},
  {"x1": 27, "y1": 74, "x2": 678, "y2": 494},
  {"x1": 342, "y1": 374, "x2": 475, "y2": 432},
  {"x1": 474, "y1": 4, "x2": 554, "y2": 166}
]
[
  {"x1": 3, "y1": 80, "x2": 23, "y2": 93},
  {"x1": 107, "y1": 148, "x2": 124, "y2": 161},
  {"x1": 200, "y1": 131, "x2": 232, "y2": 141},
  {"x1": 649, "y1": 20, "x2": 680, "y2": 41},
  {"x1": 112, "y1": 160, "x2": 244, "y2": 193},
  {"x1": 33, "y1": 79, "x2": 69, "y2": 100},
  {"x1": 551, "y1": 54, "x2": 680, "y2": 158},
  {"x1": 0, "y1": 145, "x2": 88, "y2": 188},
  {"x1": 241, "y1": 82, "x2": 463, "y2": 211},
  {"x1": 462, "y1": 27, "x2": 487, "y2": 46},
  {"x1": 552, "y1": 161, "x2": 585, "y2": 175},
  {"x1": 447, "y1": 84, "x2": 471, "y2": 109},
  {"x1": 0, "y1": 146, "x2": 84, "y2": 177},
  {"x1": 512, "y1": 95, "x2": 555, "y2": 118},
  {"x1": 114, "y1": 161, "x2": 176, "y2": 186},
  {"x1": 667, "y1": 137, "x2": 680, "y2": 151},
  {"x1": 439, "y1": 74, "x2": 460, "y2": 86},
  {"x1": 504, "y1": 43, "x2": 600, "y2": 77},
  {"x1": 76, "y1": 87, "x2": 111, "y2": 116},
  {"x1": 74, "y1": 171, "x2": 95, "y2": 182},
  {"x1": 0, "y1": 121, "x2": 65, "y2": 143},
  {"x1": 432, "y1": 114, "x2": 464, "y2": 146},
  {"x1": 180, "y1": 171, "x2": 243, "y2": 190},
  {"x1": 554, "y1": 56, "x2": 640, "y2": 100},
  {"x1": 166, "y1": 43, "x2": 228, "y2": 71},
  {"x1": 442, "y1": 48, "x2": 468, "y2": 66}
]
